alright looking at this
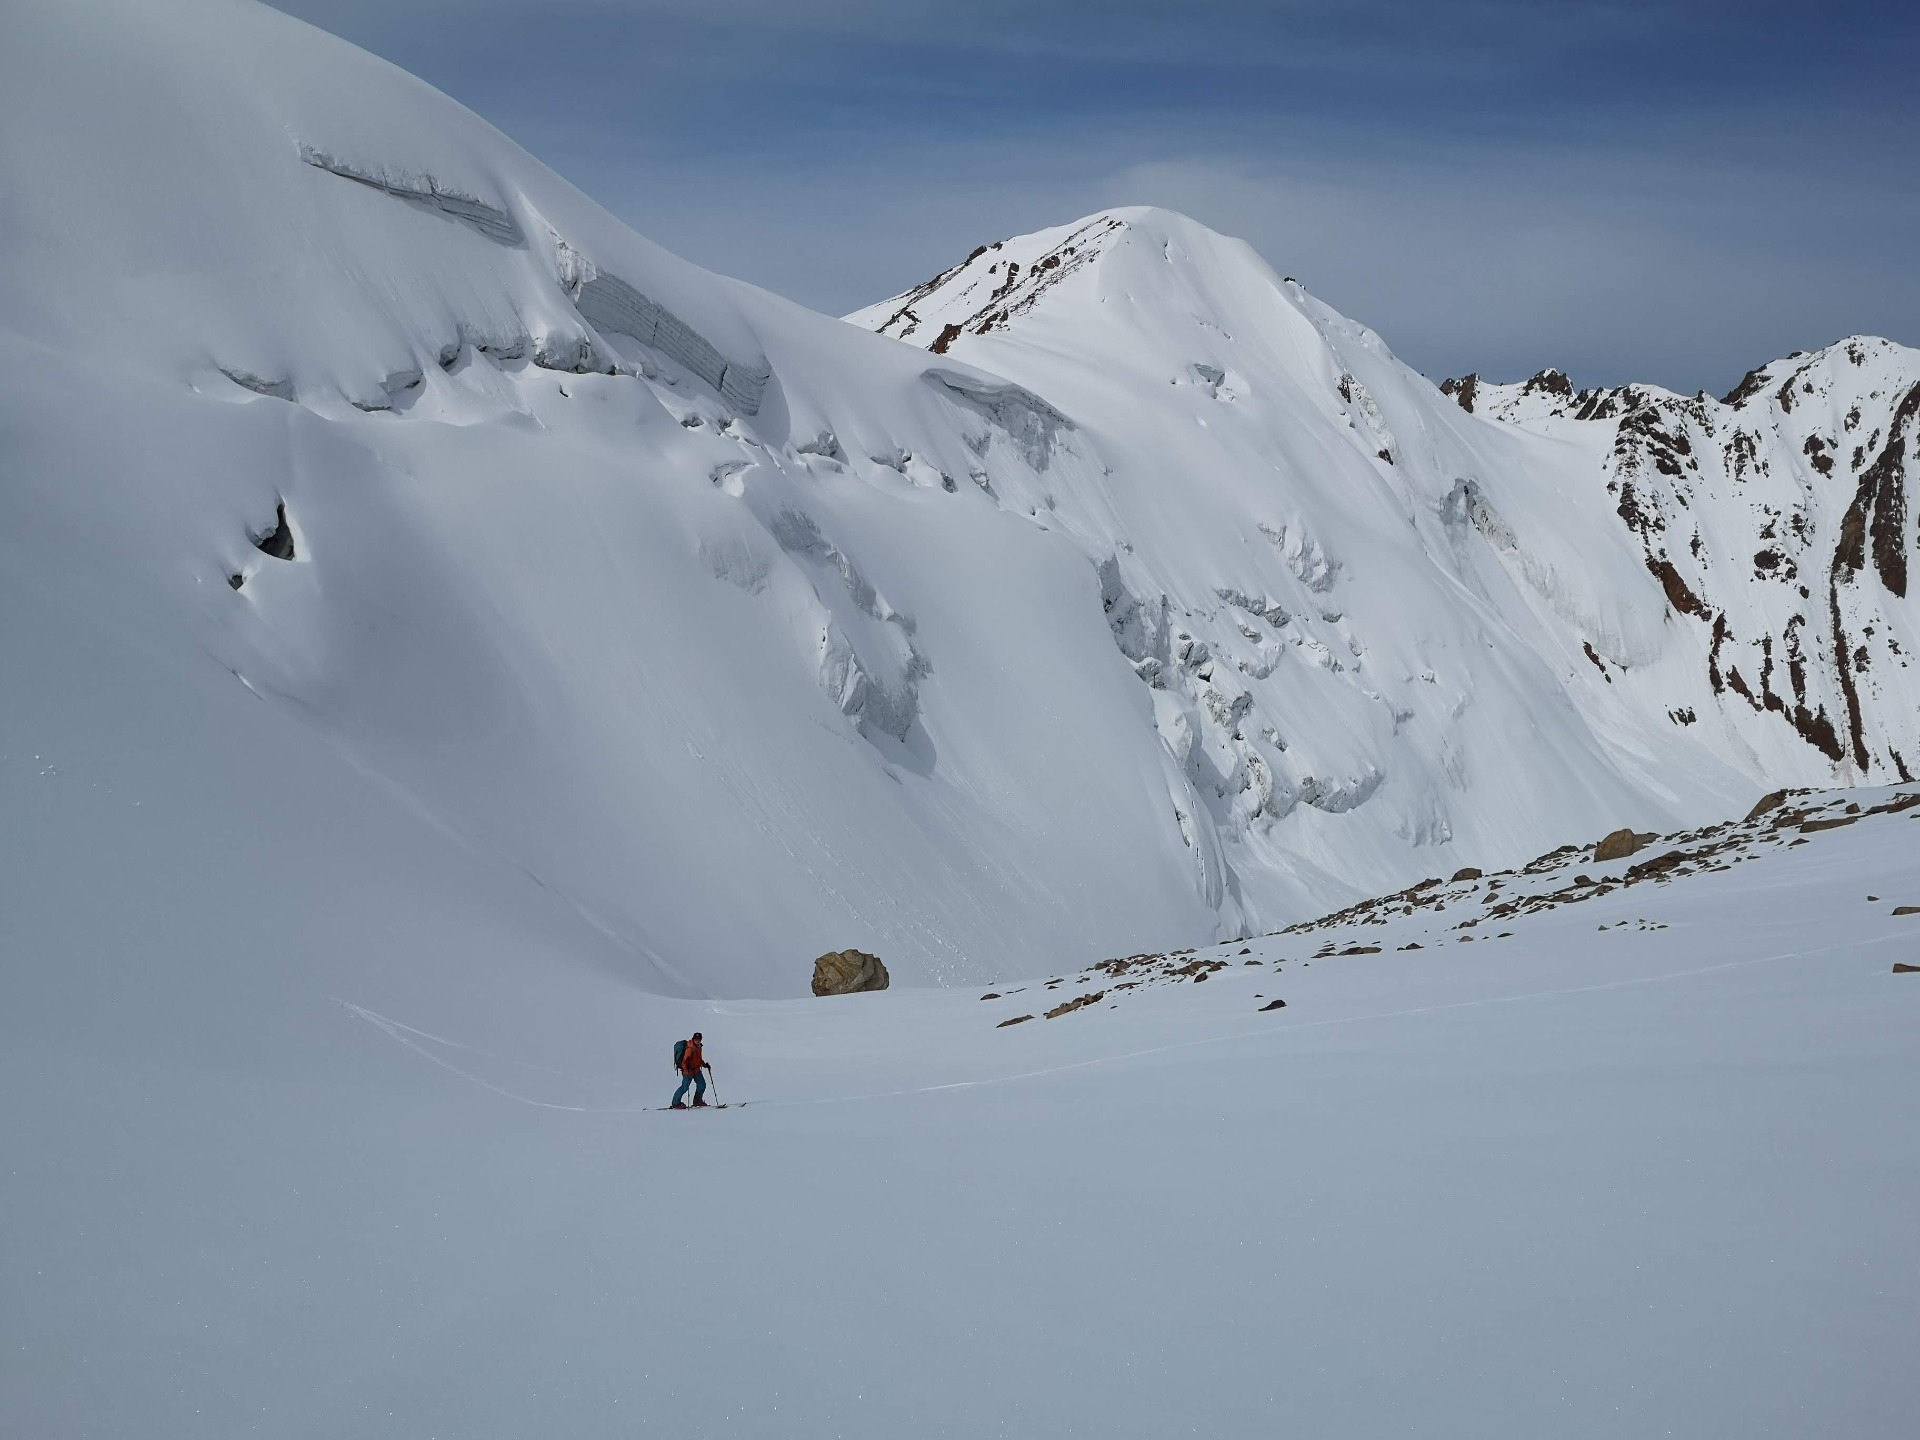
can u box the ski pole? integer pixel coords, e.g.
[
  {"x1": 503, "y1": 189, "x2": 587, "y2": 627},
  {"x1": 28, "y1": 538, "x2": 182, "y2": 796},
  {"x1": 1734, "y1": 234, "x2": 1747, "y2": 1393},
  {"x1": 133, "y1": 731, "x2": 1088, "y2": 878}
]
[{"x1": 706, "y1": 1065, "x2": 719, "y2": 1105}]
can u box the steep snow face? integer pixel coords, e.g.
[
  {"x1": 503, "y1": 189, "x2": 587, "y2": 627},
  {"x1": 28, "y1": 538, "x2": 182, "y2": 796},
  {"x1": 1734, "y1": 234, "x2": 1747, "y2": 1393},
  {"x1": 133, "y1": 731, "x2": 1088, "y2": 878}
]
[
  {"x1": 852, "y1": 207, "x2": 1920, "y2": 924},
  {"x1": 1444, "y1": 337, "x2": 1920, "y2": 780},
  {"x1": 0, "y1": 0, "x2": 1218, "y2": 1000}
]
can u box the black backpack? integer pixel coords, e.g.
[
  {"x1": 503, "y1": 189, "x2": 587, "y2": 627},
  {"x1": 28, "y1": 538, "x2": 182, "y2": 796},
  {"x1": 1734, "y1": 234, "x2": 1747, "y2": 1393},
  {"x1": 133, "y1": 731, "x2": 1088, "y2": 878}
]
[{"x1": 672, "y1": 1038, "x2": 688, "y2": 1073}]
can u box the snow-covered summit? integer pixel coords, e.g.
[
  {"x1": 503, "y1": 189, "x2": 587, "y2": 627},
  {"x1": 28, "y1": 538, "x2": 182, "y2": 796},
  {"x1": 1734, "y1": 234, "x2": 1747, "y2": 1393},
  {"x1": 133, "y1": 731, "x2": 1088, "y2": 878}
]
[
  {"x1": 848, "y1": 205, "x2": 1397, "y2": 411},
  {"x1": 847, "y1": 206, "x2": 1291, "y2": 357},
  {"x1": 855, "y1": 207, "x2": 1920, "y2": 801}
]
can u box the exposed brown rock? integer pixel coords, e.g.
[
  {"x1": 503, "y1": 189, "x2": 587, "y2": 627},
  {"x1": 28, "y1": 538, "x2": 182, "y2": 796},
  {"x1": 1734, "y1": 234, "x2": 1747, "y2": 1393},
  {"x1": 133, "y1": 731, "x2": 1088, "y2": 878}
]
[
  {"x1": 1594, "y1": 828, "x2": 1648, "y2": 862},
  {"x1": 811, "y1": 948, "x2": 890, "y2": 996},
  {"x1": 1258, "y1": 998, "x2": 1288, "y2": 1011},
  {"x1": 1893, "y1": 963, "x2": 1920, "y2": 974},
  {"x1": 1440, "y1": 373, "x2": 1479, "y2": 412},
  {"x1": 1044, "y1": 990, "x2": 1106, "y2": 1020},
  {"x1": 1626, "y1": 850, "x2": 1688, "y2": 882},
  {"x1": 1746, "y1": 790, "x2": 1788, "y2": 821},
  {"x1": 1894, "y1": 906, "x2": 1920, "y2": 916},
  {"x1": 1451, "y1": 867, "x2": 1483, "y2": 882},
  {"x1": 996, "y1": 1014, "x2": 1034, "y2": 1027},
  {"x1": 1646, "y1": 556, "x2": 1706, "y2": 617}
]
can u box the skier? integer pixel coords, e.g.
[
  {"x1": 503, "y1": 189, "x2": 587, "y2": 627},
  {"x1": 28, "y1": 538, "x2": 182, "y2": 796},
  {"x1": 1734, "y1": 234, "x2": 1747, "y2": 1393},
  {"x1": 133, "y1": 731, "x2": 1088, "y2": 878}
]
[{"x1": 670, "y1": 1031, "x2": 710, "y2": 1109}]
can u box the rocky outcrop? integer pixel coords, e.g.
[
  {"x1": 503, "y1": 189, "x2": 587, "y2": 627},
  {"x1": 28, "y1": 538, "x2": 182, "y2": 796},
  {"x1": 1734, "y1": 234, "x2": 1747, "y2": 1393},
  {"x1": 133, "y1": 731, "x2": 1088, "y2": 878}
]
[
  {"x1": 1470, "y1": 337, "x2": 1920, "y2": 783},
  {"x1": 811, "y1": 949, "x2": 890, "y2": 996},
  {"x1": 862, "y1": 214, "x2": 1127, "y2": 347}
]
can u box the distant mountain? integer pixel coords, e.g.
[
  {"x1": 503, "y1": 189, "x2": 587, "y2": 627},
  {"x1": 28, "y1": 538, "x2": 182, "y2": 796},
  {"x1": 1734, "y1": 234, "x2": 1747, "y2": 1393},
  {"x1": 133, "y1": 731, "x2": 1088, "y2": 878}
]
[
  {"x1": 853, "y1": 212, "x2": 1920, "y2": 832},
  {"x1": 1438, "y1": 341, "x2": 1920, "y2": 778}
]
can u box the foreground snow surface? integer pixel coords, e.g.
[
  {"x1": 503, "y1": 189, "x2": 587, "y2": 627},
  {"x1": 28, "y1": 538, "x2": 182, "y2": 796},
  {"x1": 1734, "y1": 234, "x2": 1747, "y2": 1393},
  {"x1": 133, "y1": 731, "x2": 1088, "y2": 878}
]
[{"x1": 6, "y1": 787, "x2": 1916, "y2": 1437}]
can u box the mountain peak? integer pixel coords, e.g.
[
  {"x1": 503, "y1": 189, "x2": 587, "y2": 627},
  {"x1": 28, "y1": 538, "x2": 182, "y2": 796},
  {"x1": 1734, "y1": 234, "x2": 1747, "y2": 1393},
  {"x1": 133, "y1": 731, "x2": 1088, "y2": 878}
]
[{"x1": 845, "y1": 207, "x2": 1276, "y2": 355}]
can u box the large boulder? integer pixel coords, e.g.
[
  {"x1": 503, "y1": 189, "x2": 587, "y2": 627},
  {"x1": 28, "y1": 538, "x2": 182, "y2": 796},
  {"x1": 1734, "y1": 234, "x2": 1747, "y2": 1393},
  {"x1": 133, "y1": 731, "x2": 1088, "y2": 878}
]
[
  {"x1": 812, "y1": 949, "x2": 890, "y2": 996},
  {"x1": 1593, "y1": 827, "x2": 1651, "y2": 862}
]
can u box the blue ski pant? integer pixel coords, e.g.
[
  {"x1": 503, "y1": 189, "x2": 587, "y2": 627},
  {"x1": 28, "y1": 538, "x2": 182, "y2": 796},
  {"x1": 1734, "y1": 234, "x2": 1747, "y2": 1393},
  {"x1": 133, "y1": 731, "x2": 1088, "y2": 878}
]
[{"x1": 673, "y1": 1071, "x2": 707, "y2": 1106}]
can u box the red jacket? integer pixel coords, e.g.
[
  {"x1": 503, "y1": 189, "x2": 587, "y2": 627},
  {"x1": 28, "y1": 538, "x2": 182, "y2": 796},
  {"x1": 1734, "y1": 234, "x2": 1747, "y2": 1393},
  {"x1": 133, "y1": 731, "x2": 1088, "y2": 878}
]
[{"x1": 681, "y1": 1036, "x2": 705, "y2": 1075}]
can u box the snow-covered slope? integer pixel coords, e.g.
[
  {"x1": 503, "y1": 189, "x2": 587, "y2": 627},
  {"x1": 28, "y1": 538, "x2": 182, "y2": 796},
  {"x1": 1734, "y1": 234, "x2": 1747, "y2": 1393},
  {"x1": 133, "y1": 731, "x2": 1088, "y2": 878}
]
[
  {"x1": 1, "y1": 0, "x2": 1233, "y2": 1002},
  {"x1": 6, "y1": 0, "x2": 1916, "y2": 1007},
  {"x1": 11, "y1": 750, "x2": 1919, "y2": 1435},
  {"x1": 851, "y1": 211, "x2": 1920, "y2": 910}
]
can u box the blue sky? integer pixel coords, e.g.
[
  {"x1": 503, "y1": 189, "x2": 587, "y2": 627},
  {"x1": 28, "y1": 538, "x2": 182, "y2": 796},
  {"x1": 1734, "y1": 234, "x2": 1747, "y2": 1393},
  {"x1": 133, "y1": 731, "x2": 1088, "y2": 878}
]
[{"x1": 267, "y1": 0, "x2": 1918, "y2": 392}]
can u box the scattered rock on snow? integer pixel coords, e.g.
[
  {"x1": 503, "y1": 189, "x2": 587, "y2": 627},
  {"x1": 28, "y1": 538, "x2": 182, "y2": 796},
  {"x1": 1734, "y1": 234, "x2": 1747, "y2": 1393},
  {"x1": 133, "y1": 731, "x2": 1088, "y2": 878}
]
[
  {"x1": 1044, "y1": 990, "x2": 1106, "y2": 1019},
  {"x1": 811, "y1": 948, "x2": 890, "y2": 996},
  {"x1": 1594, "y1": 828, "x2": 1650, "y2": 862},
  {"x1": 1451, "y1": 867, "x2": 1483, "y2": 882}
]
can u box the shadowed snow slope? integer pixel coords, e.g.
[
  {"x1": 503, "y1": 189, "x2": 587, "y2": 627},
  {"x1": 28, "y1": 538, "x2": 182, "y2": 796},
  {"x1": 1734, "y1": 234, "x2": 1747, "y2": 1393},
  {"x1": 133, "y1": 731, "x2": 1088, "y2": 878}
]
[{"x1": 2, "y1": 0, "x2": 1216, "y2": 1001}]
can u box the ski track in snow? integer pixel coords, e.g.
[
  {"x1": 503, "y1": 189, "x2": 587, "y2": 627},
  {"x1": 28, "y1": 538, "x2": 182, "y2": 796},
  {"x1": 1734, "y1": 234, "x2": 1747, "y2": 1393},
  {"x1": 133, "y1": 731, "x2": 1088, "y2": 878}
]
[{"x1": 341, "y1": 927, "x2": 1910, "y2": 1115}]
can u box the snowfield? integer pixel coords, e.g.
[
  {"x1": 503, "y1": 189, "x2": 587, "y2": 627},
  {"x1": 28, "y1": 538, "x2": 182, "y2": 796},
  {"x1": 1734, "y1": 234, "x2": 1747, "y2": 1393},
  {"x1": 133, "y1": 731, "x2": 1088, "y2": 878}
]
[
  {"x1": 3, "y1": 0, "x2": 1919, "y2": 1434},
  {"x1": 8, "y1": 761, "x2": 1919, "y2": 1435}
]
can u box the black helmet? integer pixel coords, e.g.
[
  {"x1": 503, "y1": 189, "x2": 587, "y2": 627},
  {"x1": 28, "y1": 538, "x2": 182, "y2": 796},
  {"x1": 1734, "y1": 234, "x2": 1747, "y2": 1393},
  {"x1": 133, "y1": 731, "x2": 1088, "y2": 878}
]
[{"x1": 692, "y1": 1031, "x2": 703, "y2": 1040}]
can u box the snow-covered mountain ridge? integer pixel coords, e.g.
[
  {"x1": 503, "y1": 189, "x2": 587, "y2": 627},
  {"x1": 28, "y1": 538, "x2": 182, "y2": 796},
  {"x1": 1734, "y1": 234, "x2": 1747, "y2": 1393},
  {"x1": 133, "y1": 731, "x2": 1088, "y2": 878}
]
[
  {"x1": 852, "y1": 216, "x2": 1920, "y2": 842},
  {"x1": 1441, "y1": 339, "x2": 1919, "y2": 777},
  {"x1": 4, "y1": 0, "x2": 1916, "y2": 1006}
]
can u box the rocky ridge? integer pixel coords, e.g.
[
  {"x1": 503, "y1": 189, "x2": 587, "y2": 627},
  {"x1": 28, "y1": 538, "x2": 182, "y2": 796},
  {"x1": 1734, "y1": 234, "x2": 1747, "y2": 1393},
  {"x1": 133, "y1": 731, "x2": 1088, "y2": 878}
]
[
  {"x1": 991, "y1": 781, "x2": 1920, "y2": 1029},
  {"x1": 1447, "y1": 338, "x2": 1919, "y2": 778}
]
